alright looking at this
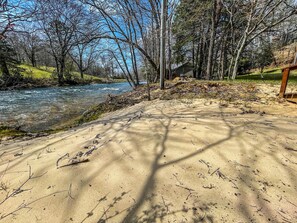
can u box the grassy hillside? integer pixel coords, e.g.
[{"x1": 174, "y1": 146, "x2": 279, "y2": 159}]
[{"x1": 20, "y1": 64, "x2": 101, "y2": 81}]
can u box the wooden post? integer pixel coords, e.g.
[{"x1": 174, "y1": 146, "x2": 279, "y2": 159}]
[{"x1": 279, "y1": 68, "x2": 290, "y2": 98}]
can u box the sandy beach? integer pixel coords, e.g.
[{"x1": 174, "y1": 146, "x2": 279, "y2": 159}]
[{"x1": 1, "y1": 92, "x2": 297, "y2": 222}]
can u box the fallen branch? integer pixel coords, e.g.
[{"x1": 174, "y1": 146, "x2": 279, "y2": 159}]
[
  {"x1": 58, "y1": 159, "x2": 89, "y2": 169},
  {"x1": 0, "y1": 190, "x2": 67, "y2": 220},
  {"x1": 0, "y1": 165, "x2": 45, "y2": 206}
]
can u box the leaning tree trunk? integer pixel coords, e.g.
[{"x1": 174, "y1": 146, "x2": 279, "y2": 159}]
[{"x1": 231, "y1": 34, "x2": 247, "y2": 80}]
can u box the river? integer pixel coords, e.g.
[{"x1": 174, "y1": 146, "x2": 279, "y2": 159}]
[{"x1": 0, "y1": 82, "x2": 132, "y2": 132}]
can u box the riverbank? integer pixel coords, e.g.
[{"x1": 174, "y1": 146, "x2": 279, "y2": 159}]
[
  {"x1": 1, "y1": 81, "x2": 296, "y2": 139},
  {"x1": 1, "y1": 83, "x2": 297, "y2": 222},
  {"x1": 0, "y1": 64, "x2": 126, "y2": 91},
  {"x1": 0, "y1": 82, "x2": 132, "y2": 135},
  {"x1": 0, "y1": 77, "x2": 126, "y2": 91}
]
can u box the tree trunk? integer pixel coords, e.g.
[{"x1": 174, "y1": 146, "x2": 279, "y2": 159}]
[
  {"x1": 79, "y1": 55, "x2": 84, "y2": 79},
  {"x1": 231, "y1": 34, "x2": 247, "y2": 80},
  {"x1": 0, "y1": 59, "x2": 10, "y2": 82},
  {"x1": 31, "y1": 51, "x2": 36, "y2": 67},
  {"x1": 159, "y1": 0, "x2": 167, "y2": 90},
  {"x1": 58, "y1": 57, "x2": 65, "y2": 85},
  {"x1": 206, "y1": 0, "x2": 221, "y2": 80}
]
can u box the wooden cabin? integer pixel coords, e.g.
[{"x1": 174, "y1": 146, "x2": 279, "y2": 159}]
[{"x1": 171, "y1": 62, "x2": 194, "y2": 79}]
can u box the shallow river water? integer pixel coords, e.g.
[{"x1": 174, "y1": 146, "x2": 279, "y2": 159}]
[{"x1": 0, "y1": 82, "x2": 131, "y2": 131}]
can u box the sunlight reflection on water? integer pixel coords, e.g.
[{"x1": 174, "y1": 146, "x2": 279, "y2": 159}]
[{"x1": 0, "y1": 83, "x2": 131, "y2": 131}]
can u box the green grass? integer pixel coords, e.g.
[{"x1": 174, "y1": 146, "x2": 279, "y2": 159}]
[
  {"x1": 235, "y1": 68, "x2": 297, "y2": 85},
  {"x1": 20, "y1": 64, "x2": 101, "y2": 81},
  {"x1": 20, "y1": 64, "x2": 52, "y2": 79},
  {"x1": 0, "y1": 126, "x2": 26, "y2": 139}
]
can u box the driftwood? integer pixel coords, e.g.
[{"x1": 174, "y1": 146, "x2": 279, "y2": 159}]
[{"x1": 57, "y1": 159, "x2": 89, "y2": 169}]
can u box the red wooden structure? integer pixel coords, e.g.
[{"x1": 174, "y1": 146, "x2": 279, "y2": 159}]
[{"x1": 279, "y1": 64, "x2": 297, "y2": 103}]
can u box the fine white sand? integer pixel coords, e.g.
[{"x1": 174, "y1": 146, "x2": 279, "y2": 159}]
[{"x1": 1, "y1": 97, "x2": 297, "y2": 223}]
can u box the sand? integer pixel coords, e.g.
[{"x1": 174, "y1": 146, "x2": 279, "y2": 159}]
[{"x1": 1, "y1": 94, "x2": 297, "y2": 222}]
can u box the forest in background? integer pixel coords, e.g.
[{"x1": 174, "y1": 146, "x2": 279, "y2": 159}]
[{"x1": 0, "y1": 0, "x2": 297, "y2": 89}]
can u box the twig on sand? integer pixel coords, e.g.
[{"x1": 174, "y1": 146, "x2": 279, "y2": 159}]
[
  {"x1": 173, "y1": 173, "x2": 183, "y2": 185},
  {"x1": 228, "y1": 160, "x2": 250, "y2": 168},
  {"x1": 199, "y1": 159, "x2": 212, "y2": 174},
  {"x1": 56, "y1": 153, "x2": 69, "y2": 168},
  {"x1": 175, "y1": 184, "x2": 195, "y2": 192},
  {"x1": 175, "y1": 184, "x2": 196, "y2": 200},
  {"x1": 58, "y1": 159, "x2": 89, "y2": 169},
  {"x1": 68, "y1": 184, "x2": 74, "y2": 200},
  {"x1": 210, "y1": 167, "x2": 238, "y2": 189},
  {"x1": 211, "y1": 168, "x2": 227, "y2": 180},
  {"x1": 161, "y1": 196, "x2": 169, "y2": 212},
  {"x1": 0, "y1": 165, "x2": 47, "y2": 206},
  {"x1": 0, "y1": 190, "x2": 67, "y2": 220}
]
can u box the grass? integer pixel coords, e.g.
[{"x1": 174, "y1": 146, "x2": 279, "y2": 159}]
[
  {"x1": 20, "y1": 64, "x2": 52, "y2": 79},
  {"x1": 235, "y1": 67, "x2": 297, "y2": 85},
  {"x1": 20, "y1": 64, "x2": 102, "y2": 81},
  {"x1": 0, "y1": 126, "x2": 26, "y2": 140}
]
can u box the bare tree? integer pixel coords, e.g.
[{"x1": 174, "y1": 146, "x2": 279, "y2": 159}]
[
  {"x1": 35, "y1": 0, "x2": 90, "y2": 84},
  {"x1": 0, "y1": 0, "x2": 35, "y2": 82},
  {"x1": 224, "y1": 0, "x2": 297, "y2": 79}
]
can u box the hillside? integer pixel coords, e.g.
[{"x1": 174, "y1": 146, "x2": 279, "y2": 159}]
[
  {"x1": 238, "y1": 42, "x2": 297, "y2": 83},
  {"x1": 20, "y1": 64, "x2": 102, "y2": 81},
  {"x1": 238, "y1": 67, "x2": 297, "y2": 84},
  {"x1": 274, "y1": 42, "x2": 297, "y2": 66},
  {"x1": 0, "y1": 64, "x2": 123, "y2": 90}
]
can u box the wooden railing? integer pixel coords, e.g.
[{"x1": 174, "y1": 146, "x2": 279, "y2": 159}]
[{"x1": 279, "y1": 64, "x2": 297, "y2": 98}]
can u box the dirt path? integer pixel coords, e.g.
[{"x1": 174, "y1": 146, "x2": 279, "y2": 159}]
[{"x1": 1, "y1": 98, "x2": 297, "y2": 223}]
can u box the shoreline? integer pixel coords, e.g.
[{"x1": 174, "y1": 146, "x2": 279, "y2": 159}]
[
  {"x1": 0, "y1": 78, "x2": 127, "y2": 91},
  {"x1": 1, "y1": 81, "x2": 296, "y2": 140}
]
